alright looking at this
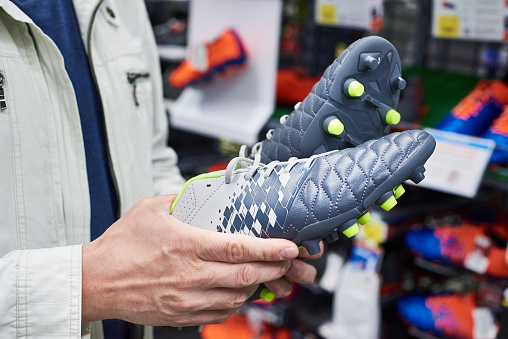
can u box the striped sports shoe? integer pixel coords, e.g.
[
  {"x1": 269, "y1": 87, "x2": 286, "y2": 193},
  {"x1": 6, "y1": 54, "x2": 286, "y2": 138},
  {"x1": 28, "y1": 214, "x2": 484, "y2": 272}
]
[
  {"x1": 436, "y1": 79, "x2": 508, "y2": 136},
  {"x1": 253, "y1": 36, "x2": 405, "y2": 164},
  {"x1": 405, "y1": 222, "x2": 508, "y2": 278},
  {"x1": 171, "y1": 129, "x2": 435, "y2": 255},
  {"x1": 169, "y1": 28, "x2": 247, "y2": 88},
  {"x1": 481, "y1": 104, "x2": 508, "y2": 164},
  {"x1": 397, "y1": 293, "x2": 497, "y2": 339}
]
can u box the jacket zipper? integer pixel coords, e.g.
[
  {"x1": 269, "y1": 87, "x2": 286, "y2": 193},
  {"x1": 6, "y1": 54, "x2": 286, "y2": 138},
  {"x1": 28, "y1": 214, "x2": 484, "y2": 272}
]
[
  {"x1": 0, "y1": 72, "x2": 6, "y2": 111},
  {"x1": 86, "y1": 0, "x2": 122, "y2": 219},
  {"x1": 127, "y1": 71, "x2": 150, "y2": 106}
]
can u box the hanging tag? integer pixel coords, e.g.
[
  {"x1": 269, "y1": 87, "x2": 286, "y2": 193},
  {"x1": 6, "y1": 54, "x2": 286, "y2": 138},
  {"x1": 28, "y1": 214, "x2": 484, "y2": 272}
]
[
  {"x1": 464, "y1": 235, "x2": 492, "y2": 274},
  {"x1": 413, "y1": 128, "x2": 495, "y2": 198},
  {"x1": 189, "y1": 44, "x2": 208, "y2": 72}
]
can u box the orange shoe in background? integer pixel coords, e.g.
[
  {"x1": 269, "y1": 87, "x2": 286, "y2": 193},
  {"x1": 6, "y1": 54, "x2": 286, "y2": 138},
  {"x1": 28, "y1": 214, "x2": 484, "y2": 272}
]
[
  {"x1": 276, "y1": 68, "x2": 321, "y2": 105},
  {"x1": 405, "y1": 222, "x2": 508, "y2": 278},
  {"x1": 201, "y1": 313, "x2": 291, "y2": 339},
  {"x1": 169, "y1": 28, "x2": 247, "y2": 87},
  {"x1": 481, "y1": 105, "x2": 508, "y2": 164},
  {"x1": 436, "y1": 79, "x2": 508, "y2": 136},
  {"x1": 398, "y1": 293, "x2": 485, "y2": 339}
]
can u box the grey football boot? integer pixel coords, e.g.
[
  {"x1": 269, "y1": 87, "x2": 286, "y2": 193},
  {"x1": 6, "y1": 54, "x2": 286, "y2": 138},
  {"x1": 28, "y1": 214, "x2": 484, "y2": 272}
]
[
  {"x1": 254, "y1": 36, "x2": 406, "y2": 164},
  {"x1": 171, "y1": 129, "x2": 435, "y2": 255}
]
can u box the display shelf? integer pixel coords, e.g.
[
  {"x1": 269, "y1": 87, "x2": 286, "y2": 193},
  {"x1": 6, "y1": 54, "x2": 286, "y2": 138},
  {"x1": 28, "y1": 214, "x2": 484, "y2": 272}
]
[
  {"x1": 170, "y1": 0, "x2": 282, "y2": 146},
  {"x1": 158, "y1": 44, "x2": 186, "y2": 62}
]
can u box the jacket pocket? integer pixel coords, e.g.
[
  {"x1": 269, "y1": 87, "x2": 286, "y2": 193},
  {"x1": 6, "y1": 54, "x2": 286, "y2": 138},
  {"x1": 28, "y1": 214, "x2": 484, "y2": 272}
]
[
  {"x1": 126, "y1": 70, "x2": 150, "y2": 107},
  {"x1": 0, "y1": 60, "x2": 21, "y2": 254},
  {"x1": 0, "y1": 70, "x2": 7, "y2": 112}
]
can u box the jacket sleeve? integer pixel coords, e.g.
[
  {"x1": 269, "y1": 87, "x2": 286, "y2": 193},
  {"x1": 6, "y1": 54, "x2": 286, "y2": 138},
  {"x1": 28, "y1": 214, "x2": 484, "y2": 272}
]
[
  {"x1": 0, "y1": 245, "x2": 82, "y2": 338},
  {"x1": 141, "y1": 4, "x2": 186, "y2": 196}
]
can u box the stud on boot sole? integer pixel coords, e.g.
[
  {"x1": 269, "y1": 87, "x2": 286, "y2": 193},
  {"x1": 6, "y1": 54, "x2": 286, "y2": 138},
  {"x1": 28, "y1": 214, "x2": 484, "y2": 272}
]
[
  {"x1": 393, "y1": 185, "x2": 405, "y2": 199},
  {"x1": 409, "y1": 166, "x2": 426, "y2": 184},
  {"x1": 357, "y1": 211, "x2": 372, "y2": 225},
  {"x1": 301, "y1": 239, "x2": 322, "y2": 256},
  {"x1": 325, "y1": 230, "x2": 340, "y2": 243},
  {"x1": 338, "y1": 219, "x2": 360, "y2": 238},
  {"x1": 377, "y1": 191, "x2": 397, "y2": 211}
]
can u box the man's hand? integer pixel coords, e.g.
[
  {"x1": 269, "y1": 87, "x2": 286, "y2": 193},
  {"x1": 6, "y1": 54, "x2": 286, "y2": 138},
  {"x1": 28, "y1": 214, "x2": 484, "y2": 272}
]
[
  {"x1": 82, "y1": 195, "x2": 299, "y2": 326},
  {"x1": 264, "y1": 243, "x2": 323, "y2": 298}
]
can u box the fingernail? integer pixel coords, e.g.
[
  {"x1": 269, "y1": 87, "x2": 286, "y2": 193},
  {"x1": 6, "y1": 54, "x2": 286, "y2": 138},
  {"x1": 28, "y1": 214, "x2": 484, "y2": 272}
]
[{"x1": 280, "y1": 247, "x2": 298, "y2": 259}]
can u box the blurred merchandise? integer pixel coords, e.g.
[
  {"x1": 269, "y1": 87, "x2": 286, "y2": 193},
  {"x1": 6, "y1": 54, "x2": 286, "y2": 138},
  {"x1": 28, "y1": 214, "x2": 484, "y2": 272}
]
[
  {"x1": 276, "y1": 68, "x2": 320, "y2": 105},
  {"x1": 481, "y1": 106, "x2": 508, "y2": 165},
  {"x1": 169, "y1": 28, "x2": 247, "y2": 88},
  {"x1": 435, "y1": 80, "x2": 508, "y2": 136},
  {"x1": 397, "y1": 293, "x2": 497, "y2": 339},
  {"x1": 153, "y1": 17, "x2": 187, "y2": 46},
  {"x1": 405, "y1": 222, "x2": 508, "y2": 278}
]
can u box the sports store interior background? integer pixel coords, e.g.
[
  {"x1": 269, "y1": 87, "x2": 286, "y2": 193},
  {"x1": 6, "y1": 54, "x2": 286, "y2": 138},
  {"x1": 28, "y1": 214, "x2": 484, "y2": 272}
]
[{"x1": 147, "y1": 0, "x2": 508, "y2": 338}]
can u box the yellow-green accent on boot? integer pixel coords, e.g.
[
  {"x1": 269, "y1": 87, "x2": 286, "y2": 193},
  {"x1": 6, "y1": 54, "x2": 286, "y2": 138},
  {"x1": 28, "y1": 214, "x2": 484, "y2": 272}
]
[
  {"x1": 343, "y1": 223, "x2": 359, "y2": 238},
  {"x1": 328, "y1": 119, "x2": 344, "y2": 135},
  {"x1": 170, "y1": 172, "x2": 222, "y2": 214},
  {"x1": 380, "y1": 195, "x2": 397, "y2": 211},
  {"x1": 348, "y1": 81, "x2": 364, "y2": 97},
  {"x1": 260, "y1": 287, "x2": 275, "y2": 302},
  {"x1": 357, "y1": 212, "x2": 371, "y2": 225},
  {"x1": 386, "y1": 109, "x2": 401, "y2": 125},
  {"x1": 393, "y1": 185, "x2": 405, "y2": 199}
]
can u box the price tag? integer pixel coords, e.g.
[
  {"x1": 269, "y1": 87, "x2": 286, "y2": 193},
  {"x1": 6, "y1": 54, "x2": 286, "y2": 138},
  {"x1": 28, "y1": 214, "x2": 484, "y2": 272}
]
[
  {"x1": 412, "y1": 128, "x2": 495, "y2": 198},
  {"x1": 464, "y1": 235, "x2": 492, "y2": 274},
  {"x1": 317, "y1": 3, "x2": 338, "y2": 25},
  {"x1": 437, "y1": 15, "x2": 460, "y2": 38}
]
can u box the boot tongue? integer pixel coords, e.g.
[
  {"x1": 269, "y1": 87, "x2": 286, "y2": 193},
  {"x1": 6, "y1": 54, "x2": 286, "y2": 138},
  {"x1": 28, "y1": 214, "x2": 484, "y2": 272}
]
[{"x1": 189, "y1": 43, "x2": 209, "y2": 72}]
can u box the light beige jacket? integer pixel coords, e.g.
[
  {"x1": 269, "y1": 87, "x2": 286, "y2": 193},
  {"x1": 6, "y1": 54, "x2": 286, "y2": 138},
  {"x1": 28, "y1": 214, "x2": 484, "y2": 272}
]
[{"x1": 0, "y1": 0, "x2": 185, "y2": 337}]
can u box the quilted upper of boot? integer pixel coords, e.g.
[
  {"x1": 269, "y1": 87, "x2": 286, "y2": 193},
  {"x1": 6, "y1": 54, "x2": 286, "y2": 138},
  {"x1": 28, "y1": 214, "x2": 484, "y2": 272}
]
[
  {"x1": 260, "y1": 36, "x2": 403, "y2": 164},
  {"x1": 171, "y1": 129, "x2": 435, "y2": 247},
  {"x1": 283, "y1": 129, "x2": 434, "y2": 240}
]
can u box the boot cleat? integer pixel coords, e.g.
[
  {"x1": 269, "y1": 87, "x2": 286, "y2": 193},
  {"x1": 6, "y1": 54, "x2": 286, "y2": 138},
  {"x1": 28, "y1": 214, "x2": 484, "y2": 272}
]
[
  {"x1": 393, "y1": 185, "x2": 405, "y2": 199},
  {"x1": 344, "y1": 79, "x2": 365, "y2": 98},
  {"x1": 171, "y1": 130, "x2": 436, "y2": 255},
  {"x1": 340, "y1": 220, "x2": 360, "y2": 238},
  {"x1": 377, "y1": 192, "x2": 397, "y2": 211},
  {"x1": 324, "y1": 116, "x2": 345, "y2": 136},
  {"x1": 409, "y1": 165, "x2": 426, "y2": 184},
  {"x1": 325, "y1": 230, "x2": 340, "y2": 243},
  {"x1": 392, "y1": 77, "x2": 407, "y2": 91},
  {"x1": 357, "y1": 211, "x2": 372, "y2": 225},
  {"x1": 253, "y1": 36, "x2": 405, "y2": 164}
]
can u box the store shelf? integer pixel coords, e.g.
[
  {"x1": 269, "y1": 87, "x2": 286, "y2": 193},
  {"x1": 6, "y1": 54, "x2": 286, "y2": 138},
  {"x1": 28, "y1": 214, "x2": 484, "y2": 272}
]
[{"x1": 158, "y1": 44, "x2": 186, "y2": 62}]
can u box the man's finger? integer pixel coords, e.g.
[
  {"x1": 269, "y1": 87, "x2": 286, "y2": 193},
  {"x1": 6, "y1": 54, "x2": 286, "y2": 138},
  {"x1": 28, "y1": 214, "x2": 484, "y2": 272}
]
[
  {"x1": 194, "y1": 230, "x2": 299, "y2": 263},
  {"x1": 203, "y1": 261, "x2": 292, "y2": 288},
  {"x1": 284, "y1": 259, "x2": 317, "y2": 285},
  {"x1": 198, "y1": 285, "x2": 259, "y2": 311},
  {"x1": 264, "y1": 278, "x2": 293, "y2": 299}
]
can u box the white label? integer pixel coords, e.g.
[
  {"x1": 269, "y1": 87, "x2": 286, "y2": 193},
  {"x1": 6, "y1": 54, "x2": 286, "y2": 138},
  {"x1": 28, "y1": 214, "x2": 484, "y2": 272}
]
[
  {"x1": 315, "y1": 0, "x2": 383, "y2": 32},
  {"x1": 464, "y1": 235, "x2": 492, "y2": 274},
  {"x1": 411, "y1": 128, "x2": 495, "y2": 198},
  {"x1": 189, "y1": 44, "x2": 208, "y2": 72},
  {"x1": 432, "y1": 0, "x2": 504, "y2": 41}
]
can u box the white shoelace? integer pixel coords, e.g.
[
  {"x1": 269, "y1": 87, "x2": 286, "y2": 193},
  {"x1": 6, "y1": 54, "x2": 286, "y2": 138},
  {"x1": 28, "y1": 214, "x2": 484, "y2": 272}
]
[
  {"x1": 249, "y1": 112, "x2": 293, "y2": 158},
  {"x1": 224, "y1": 149, "x2": 324, "y2": 184}
]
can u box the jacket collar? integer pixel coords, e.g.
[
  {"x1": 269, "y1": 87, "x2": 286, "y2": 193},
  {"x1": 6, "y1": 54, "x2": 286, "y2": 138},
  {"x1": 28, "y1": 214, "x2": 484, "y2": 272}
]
[{"x1": 0, "y1": 0, "x2": 34, "y2": 23}]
